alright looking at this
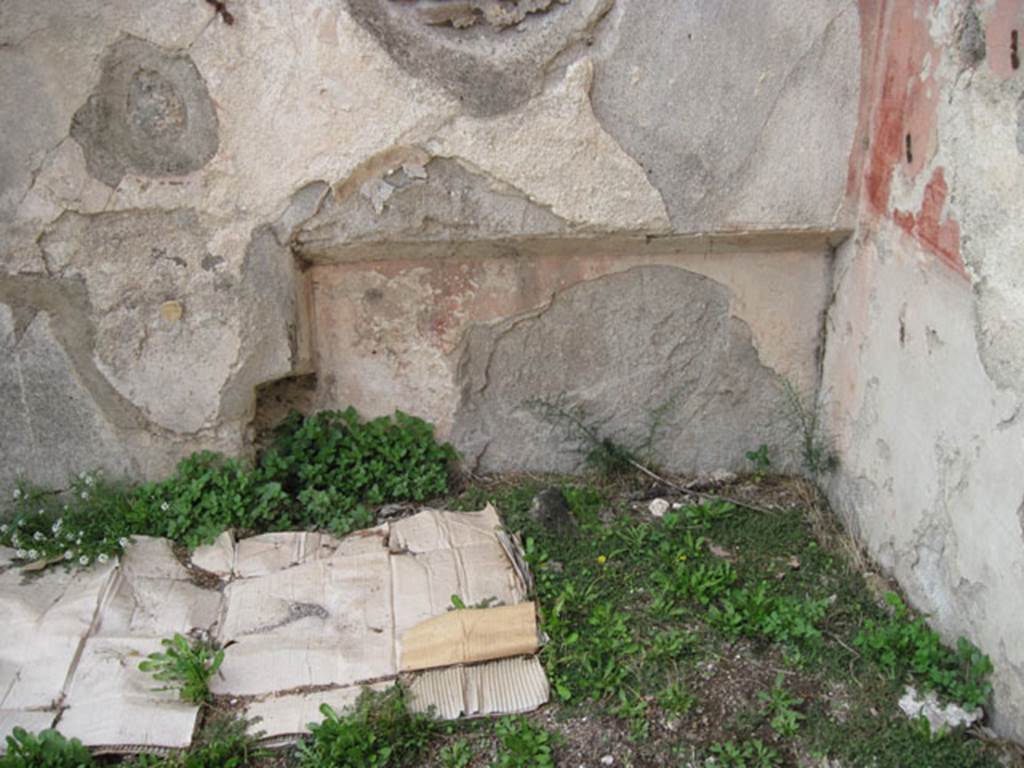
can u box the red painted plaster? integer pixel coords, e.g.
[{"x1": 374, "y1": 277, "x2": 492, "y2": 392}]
[
  {"x1": 863, "y1": 2, "x2": 941, "y2": 215},
  {"x1": 893, "y1": 168, "x2": 964, "y2": 274},
  {"x1": 852, "y1": 0, "x2": 964, "y2": 275}
]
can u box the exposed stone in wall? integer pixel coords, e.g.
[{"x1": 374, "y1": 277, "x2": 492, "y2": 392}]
[
  {"x1": 0, "y1": 297, "x2": 134, "y2": 487},
  {"x1": 412, "y1": 0, "x2": 567, "y2": 30},
  {"x1": 588, "y1": 0, "x2": 861, "y2": 232},
  {"x1": 70, "y1": 36, "x2": 219, "y2": 188},
  {"x1": 344, "y1": 0, "x2": 612, "y2": 116}
]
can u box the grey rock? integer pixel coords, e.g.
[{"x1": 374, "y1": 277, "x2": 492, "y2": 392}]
[
  {"x1": 451, "y1": 265, "x2": 794, "y2": 475},
  {"x1": 70, "y1": 36, "x2": 219, "y2": 187},
  {"x1": 589, "y1": 0, "x2": 860, "y2": 232},
  {"x1": 528, "y1": 488, "x2": 576, "y2": 532},
  {"x1": 0, "y1": 302, "x2": 134, "y2": 488},
  {"x1": 344, "y1": 0, "x2": 612, "y2": 116}
]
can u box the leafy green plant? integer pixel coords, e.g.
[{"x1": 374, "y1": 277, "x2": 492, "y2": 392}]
[
  {"x1": 260, "y1": 408, "x2": 456, "y2": 536},
  {"x1": 745, "y1": 444, "x2": 772, "y2": 481},
  {"x1": 0, "y1": 728, "x2": 94, "y2": 768},
  {"x1": 707, "y1": 739, "x2": 780, "y2": 768},
  {"x1": 131, "y1": 452, "x2": 290, "y2": 548},
  {"x1": 3, "y1": 408, "x2": 457, "y2": 566},
  {"x1": 138, "y1": 633, "x2": 224, "y2": 704},
  {"x1": 758, "y1": 673, "x2": 804, "y2": 737},
  {"x1": 490, "y1": 717, "x2": 555, "y2": 768},
  {"x1": 439, "y1": 739, "x2": 473, "y2": 768},
  {"x1": 658, "y1": 680, "x2": 697, "y2": 715},
  {"x1": 708, "y1": 582, "x2": 829, "y2": 647},
  {"x1": 854, "y1": 593, "x2": 993, "y2": 709},
  {"x1": 296, "y1": 687, "x2": 435, "y2": 768}
]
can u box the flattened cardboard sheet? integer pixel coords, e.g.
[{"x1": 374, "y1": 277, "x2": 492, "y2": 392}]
[
  {"x1": 0, "y1": 506, "x2": 546, "y2": 753},
  {"x1": 59, "y1": 638, "x2": 200, "y2": 749}
]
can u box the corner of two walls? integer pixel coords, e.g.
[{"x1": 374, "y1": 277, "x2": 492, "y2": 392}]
[{"x1": 820, "y1": 0, "x2": 1024, "y2": 740}]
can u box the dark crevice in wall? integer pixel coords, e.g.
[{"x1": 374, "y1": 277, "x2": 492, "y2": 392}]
[{"x1": 250, "y1": 372, "x2": 318, "y2": 452}]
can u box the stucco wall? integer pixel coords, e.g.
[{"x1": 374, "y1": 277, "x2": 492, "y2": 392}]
[
  {"x1": 0, "y1": 0, "x2": 860, "y2": 484},
  {"x1": 823, "y1": 0, "x2": 1024, "y2": 740}
]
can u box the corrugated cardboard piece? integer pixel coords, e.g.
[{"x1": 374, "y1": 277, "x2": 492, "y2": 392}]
[
  {"x1": 400, "y1": 602, "x2": 539, "y2": 671},
  {"x1": 0, "y1": 506, "x2": 548, "y2": 752}
]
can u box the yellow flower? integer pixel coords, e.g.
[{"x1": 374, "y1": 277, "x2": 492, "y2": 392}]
[
  {"x1": 597, "y1": 555, "x2": 607, "y2": 565},
  {"x1": 677, "y1": 553, "x2": 687, "y2": 561}
]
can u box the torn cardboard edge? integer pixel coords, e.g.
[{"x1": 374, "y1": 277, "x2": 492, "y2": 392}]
[{"x1": 243, "y1": 654, "x2": 550, "y2": 746}]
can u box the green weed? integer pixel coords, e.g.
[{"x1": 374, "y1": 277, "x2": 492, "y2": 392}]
[
  {"x1": 811, "y1": 709, "x2": 1002, "y2": 768},
  {"x1": 708, "y1": 583, "x2": 829, "y2": 647},
  {"x1": 745, "y1": 444, "x2": 772, "y2": 481},
  {"x1": 657, "y1": 680, "x2": 697, "y2": 715},
  {"x1": 296, "y1": 687, "x2": 435, "y2": 768},
  {"x1": 259, "y1": 408, "x2": 456, "y2": 535},
  {"x1": 138, "y1": 633, "x2": 224, "y2": 705},
  {"x1": 854, "y1": 592, "x2": 993, "y2": 709},
  {"x1": 490, "y1": 717, "x2": 555, "y2": 768},
  {"x1": 781, "y1": 381, "x2": 838, "y2": 476},
  {"x1": 438, "y1": 739, "x2": 473, "y2": 768},
  {"x1": 706, "y1": 739, "x2": 781, "y2": 767},
  {"x1": 758, "y1": 673, "x2": 804, "y2": 737},
  {"x1": 0, "y1": 728, "x2": 94, "y2": 768}
]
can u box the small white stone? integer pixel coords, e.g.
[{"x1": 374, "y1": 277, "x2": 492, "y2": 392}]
[
  {"x1": 600, "y1": 756, "x2": 614, "y2": 766},
  {"x1": 648, "y1": 498, "x2": 670, "y2": 518},
  {"x1": 898, "y1": 686, "x2": 982, "y2": 734}
]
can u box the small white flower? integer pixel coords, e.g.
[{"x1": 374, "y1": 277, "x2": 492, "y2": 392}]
[
  {"x1": 15, "y1": 549, "x2": 26, "y2": 559},
  {"x1": 64, "y1": 551, "x2": 73, "y2": 560},
  {"x1": 33, "y1": 531, "x2": 44, "y2": 542},
  {"x1": 78, "y1": 471, "x2": 86, "y2": 480},
  {"x1": 97, "y1": 553, "x2": 109, "y2": 564},
  {"x1": 11, "y1": 535, "x2": 19, "y2": 547},
  {"x1": 27, "y1": 549, "x2": 38, "y2": 560},
  {"x1": 80, "y1": 491, "x2": 89, "y2": 500},
  {"x1": 52, "y1": 519, "x2": 62, "y2": 534},
  {"x1": 78, "y1": 555, "x2": 89, "y2": 566},
  {"x1": 160, "y1": 502, "x2": 170, "y2": 512},
  {"x1": 37, "y1": 508, "x2": 44, "y2": 516},
  {"x1": 65, "y1": 532, "x2": 74, "y2": 541},
  {"x1": 76, "y1": 537, "x2": 82, "y2": 545},
  {"x1": 118, "y1": 537, "x2": 130, "y2": 548},
  {"x1": 12, "y1": 488, "x2": 21, "y2": 500},
  {"x1": 0, "y1": 524, "x2": 7, "y2": 534},
  {"x1": 84, "y1": 475, "x2": 94, "y2": 487}
]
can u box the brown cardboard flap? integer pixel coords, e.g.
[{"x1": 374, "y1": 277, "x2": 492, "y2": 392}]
[{"x1": 399, "y1": 602, "x2": 539, "y2": 672}]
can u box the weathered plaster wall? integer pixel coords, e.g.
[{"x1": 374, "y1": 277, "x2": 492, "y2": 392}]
[
  {"x1": 0, "y1": 0, "x2": 860, "y2": 485},
  {"x1": 822, "y1": 0, "x2": 1024, "y2": 740}
]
